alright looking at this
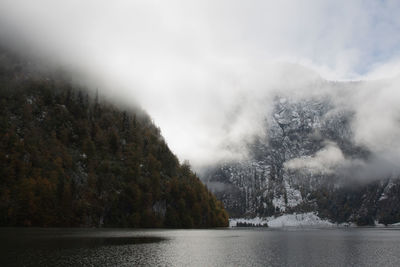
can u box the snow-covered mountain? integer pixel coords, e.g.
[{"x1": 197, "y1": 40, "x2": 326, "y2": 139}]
[{"x1": 203, "y1": 87, "x2": 400, "y2": 225}]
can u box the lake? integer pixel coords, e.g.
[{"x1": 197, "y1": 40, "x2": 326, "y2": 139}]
[{"x1": 1, "y1": 227, "x2": 400, "y2": 266}]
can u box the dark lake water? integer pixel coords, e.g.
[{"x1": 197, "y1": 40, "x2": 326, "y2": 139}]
[{"x1": 1, "y1": 227, "x2": 400, "y2": 266}]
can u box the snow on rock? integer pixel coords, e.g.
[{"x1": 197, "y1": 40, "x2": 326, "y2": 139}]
[
  {"x1": 284, "y1": 181, "x2": 302, "y2": 207},
  {"x1": 379, "y1": 180, "x2": 395, "y2": 201},
  {"x1": 267, "y1": 213, "x2": 333, "y2": 227},
  {"x1": 230, "y1": 212, "x2": 334, "y2": 228},
  {"x1": 271, "y1": 182, "x2": 302, "y2": 212},
  {"x1": 272, "y1": 195, "x2": 286, "y2": 212}
]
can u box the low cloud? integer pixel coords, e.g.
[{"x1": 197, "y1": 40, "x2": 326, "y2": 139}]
[{"x1": 284, "y1": 141, "x2": 348, "y2": 175}]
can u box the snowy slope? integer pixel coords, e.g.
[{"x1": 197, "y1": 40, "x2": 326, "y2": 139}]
[
  {"x1": 205, "y1": 93, "x2": 400, "y2": 225},
  {"x1": 229, "y1": 212, "x2": 333, "y2": 228}
]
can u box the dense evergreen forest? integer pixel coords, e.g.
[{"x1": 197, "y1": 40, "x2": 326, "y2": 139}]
[{"x1": 0, "y1": 50, "x2": 228, "y2": 228}]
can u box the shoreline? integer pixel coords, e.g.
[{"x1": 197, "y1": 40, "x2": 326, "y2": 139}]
[{"x1": 229, "y1": 212, "x2": 400, "y2": 228}]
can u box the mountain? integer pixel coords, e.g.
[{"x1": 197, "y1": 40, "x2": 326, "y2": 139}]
[
  {"x1": 0, "y1": 49, "x2": 228, "y2": 228},
  {"x1": 204, "y1": 80, "x2": 400, "y2": 226}
]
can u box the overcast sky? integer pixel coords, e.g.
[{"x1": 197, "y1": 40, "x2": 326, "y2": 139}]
[{"x1": 1, "y1": 0, "x2": 400, "y2": 170}]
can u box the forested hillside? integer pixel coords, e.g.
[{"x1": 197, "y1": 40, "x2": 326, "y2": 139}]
[{"x1": 0, "y1": 50, "x2": 228, "y2": 228}]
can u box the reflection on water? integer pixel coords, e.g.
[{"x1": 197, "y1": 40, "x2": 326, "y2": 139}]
[{"x1": 1, "y1": 227, "x2": 400, "y2": 266}]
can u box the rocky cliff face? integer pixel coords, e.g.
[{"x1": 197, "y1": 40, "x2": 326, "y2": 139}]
[{"x1": 204, "y1": 94, "x2": 400, "y2": 225}]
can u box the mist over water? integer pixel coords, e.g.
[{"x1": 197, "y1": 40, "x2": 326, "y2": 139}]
[{"x1": 1, "y1": 0, "x2": 400, "y2": 179}]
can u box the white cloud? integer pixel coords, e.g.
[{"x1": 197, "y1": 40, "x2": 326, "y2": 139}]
[
  {"x1": 284, "y1": 142, "x2": 347, "y2": 175},
  {"x1": 1, "y1": 0, "x2": 400, "y2": 172}
]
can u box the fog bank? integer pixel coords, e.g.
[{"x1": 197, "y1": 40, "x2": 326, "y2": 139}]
[{"x1": 1, "y1": 0, "x2": 400, "y2": 177}]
